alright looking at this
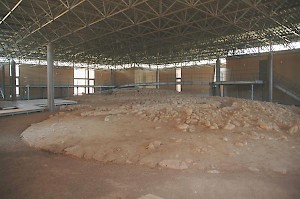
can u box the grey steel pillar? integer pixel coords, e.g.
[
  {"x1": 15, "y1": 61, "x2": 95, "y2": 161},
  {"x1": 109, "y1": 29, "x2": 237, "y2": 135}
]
[
  {"x1": 10, "y1": 59, "x2": 16, "y2": 101},
  {"x1": 215, "y1": 57, "x2": 221, "y2": 96},
  {"x1": 110, "y1": 69, "x2": 114, "y2": 85},
  {"x1": 268, "y1": 52, "x2": 273, "y2": 102},
  {"x1": 251, "y1": 84, "x2": 254, "y2": 100},
  {"x1": 26, "y1": 85, "x2": 30, "y2": 100},
  {"x1": 87, "y1": 67, "x2": 89, "y2": 94},
  {"x1": 47, "y1": 43, "x2": 55, "y2": 112},
  {"x1": 1, "y1": 64, "x2": 5, "y2": 99},
  {"x1": 156, "y1": 66, "x2": 159, "y2": 89}
]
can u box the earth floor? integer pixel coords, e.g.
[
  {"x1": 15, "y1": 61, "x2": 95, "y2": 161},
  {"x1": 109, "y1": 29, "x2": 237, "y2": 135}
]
[{"x1": 1, "y1": 89, "x2": 300, "y2": 199}]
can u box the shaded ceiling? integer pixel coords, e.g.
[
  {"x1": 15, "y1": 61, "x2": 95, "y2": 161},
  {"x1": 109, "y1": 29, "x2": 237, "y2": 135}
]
[{"x1": 0, "y1": 0, "x2": 299, "y2": 65}]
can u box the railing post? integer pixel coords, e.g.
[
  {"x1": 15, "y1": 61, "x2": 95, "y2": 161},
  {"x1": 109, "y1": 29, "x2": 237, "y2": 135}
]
[{"x1": 27, "y1": 84, "x2": 30, "y2": 100}]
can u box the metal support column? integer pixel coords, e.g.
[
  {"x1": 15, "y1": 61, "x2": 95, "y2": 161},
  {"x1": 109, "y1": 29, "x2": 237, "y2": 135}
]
[
  {"x1": 87, "y1": 67, "x2": 90, "y2": 94},
  {"x1": 110, "y1": 69, "x2": 114, "y2": 86},
  {"x1": 215, "y1": 57, "x2": 221, "y2": 96},
  {"x1": 67, "y1": 84, "x2": 70, "y2": 97},
  {"x1": 26, "y1": 84, "x2": 30, "y2": 100},
  {"x1": 10, "y1": 59, "x2": 16, "y2": 101},
  {"x1": 156, "y1": 66, "x2": 159, "y2": 89},
  {"x1": 47, "y1": 43, "x2": 55, "y2": 112},
  {"x1": 268, "y1": 52, "x2": 273, "y2": 102},
  {"x1": 222, "y1": 85, "x2": 225, "y2": 97},
  {"x1": 0, "y1": 64, "x2": 5, "y2": 99}
]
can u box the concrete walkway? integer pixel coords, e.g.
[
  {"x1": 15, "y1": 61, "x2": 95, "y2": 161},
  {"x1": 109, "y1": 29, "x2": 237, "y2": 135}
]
[{"x1": 0, "y1": 99, "x2": 77, "y2": 116}]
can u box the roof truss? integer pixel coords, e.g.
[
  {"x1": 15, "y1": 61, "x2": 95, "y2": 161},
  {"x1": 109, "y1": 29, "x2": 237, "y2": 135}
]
[{"x1": 0, "y1": 0, "x2": 299, "y2": 65}]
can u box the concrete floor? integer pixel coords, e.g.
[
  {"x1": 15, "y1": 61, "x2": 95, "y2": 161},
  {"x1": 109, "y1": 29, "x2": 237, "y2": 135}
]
[{"x1": 0, "y1": 99, "x2": 77, "y2": 116}]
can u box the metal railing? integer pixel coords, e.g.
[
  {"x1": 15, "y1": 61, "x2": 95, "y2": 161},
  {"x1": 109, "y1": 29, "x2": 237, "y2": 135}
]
[
  {"x1": 274, "y1": 72, "x2": 300, "y2": 100},
  {"x1": 222, "y1": 69, "x2": 259, "y2": 82},
  {"x1": 0, "y1": 87, "x2": 4, "y2": 99}
]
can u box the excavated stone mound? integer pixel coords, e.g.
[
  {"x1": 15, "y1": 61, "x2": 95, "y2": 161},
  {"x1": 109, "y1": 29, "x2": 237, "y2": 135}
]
[{"x1": 21, "y1": 88, "x2": 300, "y2": 172}]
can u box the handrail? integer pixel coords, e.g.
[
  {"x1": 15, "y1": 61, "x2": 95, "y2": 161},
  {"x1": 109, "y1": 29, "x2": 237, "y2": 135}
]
[
  {"x1": 274, "y1": 71, "x2": 300, "y2": 96},
  {"x1": 0, "y1": 87, "x2": 4, "y2": 99}
]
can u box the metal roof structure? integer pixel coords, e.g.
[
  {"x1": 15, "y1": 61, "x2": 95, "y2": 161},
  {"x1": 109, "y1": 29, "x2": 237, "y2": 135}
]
[{"x1": 0, "y1": 0, "x2": 300, "y2": 66}]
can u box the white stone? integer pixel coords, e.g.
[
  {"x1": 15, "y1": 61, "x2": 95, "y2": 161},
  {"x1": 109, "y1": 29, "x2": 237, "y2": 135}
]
[
  {"x1": 184, "y1": 108, "x2": 193, "y2": 116},
  {"x1": 222, "y1": 137, "x2": 229, "y2": 142},
  {"x1": 258, "y1": 120, "x2": 272, "y2": 130},
  {"x1": 175, "y1": 139, "x2": 182, "y2": 143},
  {"x1": 272, "y1": 168, "x2": 287, "y2": 174},
  {"x1": 235, "y1": 142, "x2": 244, "y2": 147},
  {"x1": 185, "y1": 158, "x2": 193, "y2": 164},
  {"x1": 138, "y1": 194, "x2": 165, "y2": 199},
  {"x1": 126, "y1": 160, "x2": 133, "y2": 164},
  {"x1": 147, "y1": 143, "x2": 155, "y2": 150},
  {"x1": 188, "y1": 125, "x2": 196, "y2": 133},
  {"x1": 177, "y1": 123, "x2": 189, "y2": 132},
  {"x1": 211, "y1": 123, "x2": 219, "y2": 129},
  {"x1": 224, "y1": 123, "x2": 235, "y2": 130},
  {"x1": 158, "y1": 159, "x2": 188, "y2": 170},
  {"x1": 288, "y1": 125, "x2": 299, "y2": 135},
  {"x1": 153, "y1": 140, "x2": 162, "y2": 147},
  {"x1": 207, "y1": 170, "x2": 220, "y2": 174},
  {"x1": 190, "y1": 119, "x2": 198, "y2": 124},
  {"x1": 104, "y1": 116, "x2": 110, "y2": 122},
  {"x1": 204, "y1": 120, "x2": 211, "y2": 127},
  {"x1": 248, "y1": 167, "x2": 260, "y2": 172},
  {"x1": 277, "y1": 135, "x2": 288, "y2": 141},
  {"x1": 153, "y1": 117, "x2": 159, "y2": 122}
]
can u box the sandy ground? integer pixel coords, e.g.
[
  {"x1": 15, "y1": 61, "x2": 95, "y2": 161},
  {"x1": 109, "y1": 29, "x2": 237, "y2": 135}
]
[{"x1": 1, "y1": 88, "x2": 300, "y2": 198}]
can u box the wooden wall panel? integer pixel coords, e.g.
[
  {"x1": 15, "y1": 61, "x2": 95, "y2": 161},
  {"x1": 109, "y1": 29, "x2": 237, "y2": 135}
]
[
  {"x1": 273, "y1": 52, "x2": 300, "y2": 88},
  {"x1": 19, "y1": 65, "x2": 74, "y2": 99},
  {"x1": 181, "y1": 66, "x2": 214, "y2": 95},
  {"x1": 54, "y1": 67, "x2": 74, "y2": 98},
  {"x1": 114, "y1": 68, "x2": 135, "y2": 86},
  {"x1": 134, "y1": 68, "x2": 156, "y2": 84},
  {"x1": 134, "y1": 68, "x2": 156, "y2": 88},
  {"x1": 95, "y1": 69, "x2": 112, "y2": 85},
  {"x1": 55, "y1": 67, "x2": 74, "y2": 85},
  {"x1": 226, "y1": 55, "x2": 268, "y2": 81},
  {"x1": 159, "y1": 68, "x2": 175, "y2": 90}
]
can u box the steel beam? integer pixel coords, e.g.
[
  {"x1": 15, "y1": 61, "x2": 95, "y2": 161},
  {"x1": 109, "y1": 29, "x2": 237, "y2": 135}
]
[{"x1": 0, "y1": 0, "x2": 23, "y2": 25}]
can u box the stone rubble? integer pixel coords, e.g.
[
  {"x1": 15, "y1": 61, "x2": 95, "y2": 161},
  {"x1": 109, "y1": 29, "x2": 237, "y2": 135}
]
[
  {"x1": 21, "y1": 88, "x2": 300, "y2": 172},
  {"x1": 158, "y1": 159, "x2": 188, "y2": 170},
  {"x1": 73, "y1": 89, "x2": 300, "y2": 135}
]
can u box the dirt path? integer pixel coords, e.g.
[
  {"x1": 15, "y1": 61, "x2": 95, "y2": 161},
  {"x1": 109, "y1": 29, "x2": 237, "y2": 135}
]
[{"x1": 0, "y1": 102, "x2": 300, "y2": 198}]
